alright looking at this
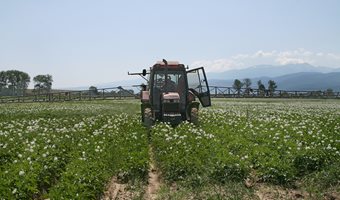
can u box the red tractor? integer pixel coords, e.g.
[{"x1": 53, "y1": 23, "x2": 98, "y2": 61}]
[{"x1": 129, "y1": 59, "x2": 211, "y2": 126}]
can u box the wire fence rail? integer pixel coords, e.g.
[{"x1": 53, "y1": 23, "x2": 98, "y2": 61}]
[
  {"x1": 209, "y1": 86, "x2": 340, "y2": 98},
  {"x1": 0, "y1": 86, "x2": 339, "y2": 103},
  {"x1": 0, "y1": 86, "x2": 138, "y2": 103}
]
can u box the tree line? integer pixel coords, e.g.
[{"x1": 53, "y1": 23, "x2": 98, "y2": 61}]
[
  {"x1": 232, "y1": 78, "x2": 277, "y2": 96},
  {"x1": 0, "y1": 70, "x2": 53, "y2": 96}
]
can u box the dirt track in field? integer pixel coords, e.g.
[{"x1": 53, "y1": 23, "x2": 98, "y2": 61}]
[
  {"x1": 101, "y1": 177, "x2": 133, "y2": 200},
  {"x1": 102, "y1": 146, "x2": 162, "y2": 200},
  {"x1": 144, "y1": 146, "x2": 161, "y2": 200}
]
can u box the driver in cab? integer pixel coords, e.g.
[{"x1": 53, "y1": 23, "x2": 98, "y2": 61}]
[{"x1": 163, "y1": 75, "x2": 176, "y2": 92}]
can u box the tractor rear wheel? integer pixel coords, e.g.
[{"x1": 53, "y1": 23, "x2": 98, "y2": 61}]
[{"x1": 190, "y1": 107, "x2": 198, "y2": 125}]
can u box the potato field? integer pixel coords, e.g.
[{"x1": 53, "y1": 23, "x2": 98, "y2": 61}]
[{"x1": 0, "y1": 99, "x2": 339, "y2": 199}]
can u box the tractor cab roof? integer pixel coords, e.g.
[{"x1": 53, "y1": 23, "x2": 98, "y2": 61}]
[
  {"x1": 156, "y1": 60, "x2": 179, "y2": 65},
  {"x1": 152, "y1": 61, "x2": 185, "y2": 70}
]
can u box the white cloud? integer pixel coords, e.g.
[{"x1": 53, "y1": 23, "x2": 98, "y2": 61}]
[
  {"x1": 253, "y1": 50, "x2": 276, "y2": 58},
  {"x1": 275, "y1": 49, "x2": 313, "y2": 65},
  {"x1": 275, "y1": 57, "x2": 307, "y2": 65},
  {"x1": 231, "y1": 54, "x2": 250, "y2": 60},
  {"x1": 192, "y1": 49, "x2": 340, "y2": 72},
  {"x1": 327, "y1": 53, "x2": 340, "y2": 60},
  {"x1": 191, "y1": 59, "x2": 240, "y2": 72}
]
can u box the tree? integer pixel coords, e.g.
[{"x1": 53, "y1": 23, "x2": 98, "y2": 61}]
[
  {"x1": 89, "y1": 86, "x2": 98, "y2": 96},
  {"x1": 0, "y1": 71, "x2": 8, "y2": 92},
  {"x1": 268, "y1": 80, "x2": 277, "y2": 96},
  {"x1": 233, "y1": 79, "x2": 243, "y2": 96},
  {"x1": 243, "y1": 78, "x2": 252, "y2": 95},
  {"x1": 17, "y1": 71, "x2": 30, "y2": 96},
  {"x1": 257, "y1": 80, "x2": 266, "y2": 96},
  {"x1": 326, "y1": 88, "x2": 334, "y2": 97},
  {"x1": 0, "y1": 70, "x2": 30, "y2": 96},
  {"x1": 312, "y1": 90, "x2": 322, "y2": 97},
  {"x1": 33, "y1": 74, "x2": 53, "y2": 93}
]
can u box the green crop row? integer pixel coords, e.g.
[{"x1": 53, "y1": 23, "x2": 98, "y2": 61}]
[
  {"x1": 151, "y1": 100, "x2": 340, "y2": 189},
  {"x1": 0, "y1": 102, "x2": 148, "y2": 199},
  {"x1": 1, "y1": 99, "x2": 339, "y2": 199}
]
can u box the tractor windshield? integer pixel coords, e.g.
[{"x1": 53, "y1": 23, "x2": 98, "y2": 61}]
[{"x1": 153, "y1": 71, "x2": 185, "y2": 93}]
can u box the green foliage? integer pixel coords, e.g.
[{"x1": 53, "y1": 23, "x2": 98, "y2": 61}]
[
  {"x1": 268, "y1": 79, "x2": 277, "y2": 95},
  {"x1": 89, "y1": 86, "x2": 98, "y2": 96},
  {"x1": 151, "y1": 122, "x2": 215, "y2": 183},
  {"x1": 257, "y1": 80, "x2": 266, "y2": 96},
  {"x1": 33, "y1": 74, "x2": 53, "y2": 93},
  {"x1": 0, "y1": 99, "x2": 339, "y2": 198},
  {"x1": 0, "y1": 70, "x2": 30, "y2": 96},
  {"x1": 243, "y1": 78, "x2": 252, "y2": 88},
  {"x1": 0, "y1": 101, "x2": 148, "y2": 199},
  {"x1": 302, "y1": 160, "x2": 340, "y2": 190},
  {"x1": 233, "y1": 79, "x2": 243, "y2": 94},
  {"x1": 204, "y1": 99, "x2": 339, "y2": 185}
]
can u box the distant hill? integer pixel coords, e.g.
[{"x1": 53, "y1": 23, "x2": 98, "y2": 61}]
[
  {"x1": 207, "y1": 63, "x2": 340, "y2": 91},
  {"x1": 207, "y1": 63, "x2": 337, "y2": 80},
  {"x1": 272, "y1": 72, "x2": 340, "y2": 91}
]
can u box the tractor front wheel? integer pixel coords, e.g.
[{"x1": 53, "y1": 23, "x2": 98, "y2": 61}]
[{"x1": 143, "y1": 108, "x2": 153, "y2": 127}]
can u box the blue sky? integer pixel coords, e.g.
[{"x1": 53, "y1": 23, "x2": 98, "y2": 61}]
[{"x1": 1, "y1": 0, "x2": 340, "y2": 88}]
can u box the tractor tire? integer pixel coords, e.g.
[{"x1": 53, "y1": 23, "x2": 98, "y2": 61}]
[
  {"x1": 143, "y1": 108, "x2": 153, "y2": 127},
  {"x1": 190, "y1": 107, "x2": 199, "y2": 125}
]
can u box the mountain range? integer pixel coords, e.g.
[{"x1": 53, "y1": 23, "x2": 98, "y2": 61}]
[
  {"x1": 207, "y1": 63, "x2": 340, "y2": 92},
  {"x1": 207, "y1": 63, "x2": 340, "y2": 80}
]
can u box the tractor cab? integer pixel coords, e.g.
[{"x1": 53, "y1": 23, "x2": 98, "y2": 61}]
[
  {"x1": 129, "y1": 59, "x2": 211, "y2": 126},
  {"x1": 149, "y1": 61, "x2": 187, "y2": 121}
]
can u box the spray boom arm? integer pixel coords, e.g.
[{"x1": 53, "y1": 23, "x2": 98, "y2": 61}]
[{"x1": 128, "y1": 69, "x2": 149, "y2": 82}]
